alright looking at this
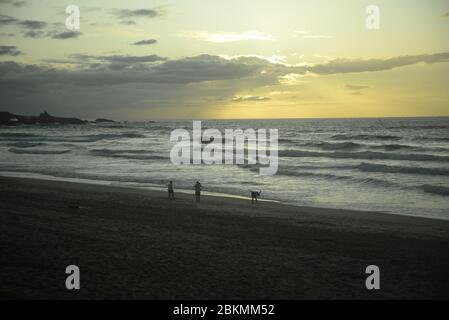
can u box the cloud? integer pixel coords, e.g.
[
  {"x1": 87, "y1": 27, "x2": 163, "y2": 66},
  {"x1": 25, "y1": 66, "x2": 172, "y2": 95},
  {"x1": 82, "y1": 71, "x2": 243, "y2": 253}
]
[
  {"x1": 112, "y1": 9, "x2": 161, "y2": 19},
  {"x1": 178, "y1": 30, "x2": 274, "y2": 43},
  {"x1": 109, "y1": 8, "x2": 163, "y2": 25},
  {"x1": 51, "y1": 31, "x2": 82, "y2": 39},
  {"x1": 57, "y1": 53, "x2": 168, "y2": 71},
  {"x1": 22, "y1": 30, "x2": 45, "y2": 38},
  {"x1": 18, "y1": 20, "x2": 47, "y2": 29},
  {"x1": 120, "y1": 20, "x2": 137, "y2": 25},
  {"x1": 3, "y1": 52, "x2": 449, "y2": 88},
  {"x1": 0, "y1": 0, "x2": 27, "y2": 7},
  {"x1": 0, "y1": 14, "x2": 19, "y2": 25},
  {"x1": 0, "y1": 14, "x2": 79, "y2": 39},
  {"x1": 308, "y1": 52, "x2": 449, "y2": 75},
  {"x1": 3, "y1": 52, "x2": 449, "y2": 89},
  {"x1": 230, "y1": 95, "x2": 271, "y2": 102},
  {"x1": 131, "y1": 39, "x2": 157, "y2": 46},
  {"x1": 0, "y1": 14, "x2": 47, "y2": 29},
  {"x1": 70, "y1": 53, "x2": 167, "y2": 63},
  {"x1": 0, "y1": 45, "x2": 21, "y2": 56},
  {"x1": 219, "y1": 54, "x2": 287, "y2": 64},
  {"x1": 99, "y1": 54, "x2": 166, "y2": 64},
  {"x1": 278, "y1": 73, "x2": 304, "y2": 85},
  {"x1": 1, "y1": 52, "x2": 449, "y2": 119},
  {"x1": 149, "y1": 55, "x2": 264, "y2": 83},
  {"x1": 0, "y1": 54, "x2": 261, "y2": 90}
]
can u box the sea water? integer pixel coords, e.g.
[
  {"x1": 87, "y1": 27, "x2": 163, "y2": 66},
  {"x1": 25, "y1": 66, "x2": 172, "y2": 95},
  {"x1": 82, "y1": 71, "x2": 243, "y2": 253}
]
[{"x1": 0, "y1": 117, "x2": 448, "y2": 219}]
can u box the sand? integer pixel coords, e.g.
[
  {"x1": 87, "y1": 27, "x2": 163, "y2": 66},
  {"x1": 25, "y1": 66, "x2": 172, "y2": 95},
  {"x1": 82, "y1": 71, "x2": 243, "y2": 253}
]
[{"x1": 0, "y1": 176, "x2": 448, "y2": 299}]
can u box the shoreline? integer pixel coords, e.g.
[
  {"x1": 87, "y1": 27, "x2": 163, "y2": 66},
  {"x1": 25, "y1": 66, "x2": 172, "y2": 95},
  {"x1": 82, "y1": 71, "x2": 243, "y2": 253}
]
[
  {"x1": 0, "y1": 171, "x2": 447, "y2": 222},
  {"x1": 1, "y1": 175, "x2": 449, "y2": 299}
]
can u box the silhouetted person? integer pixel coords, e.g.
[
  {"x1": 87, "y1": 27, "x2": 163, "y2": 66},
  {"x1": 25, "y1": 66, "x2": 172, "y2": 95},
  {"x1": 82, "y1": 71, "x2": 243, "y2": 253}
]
[
  {"x1": 168, "y1": 181, "x2": 174, "y2": 200},
  {"x1": 195, "y1": 181, "x2": 202, "y2": 202}
]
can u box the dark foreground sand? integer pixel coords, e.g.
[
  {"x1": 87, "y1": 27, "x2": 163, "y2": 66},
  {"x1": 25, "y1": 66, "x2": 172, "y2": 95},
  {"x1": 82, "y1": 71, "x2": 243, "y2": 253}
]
[{"x1": 0, "y1": 176, "x2": 448, "y2": 299}]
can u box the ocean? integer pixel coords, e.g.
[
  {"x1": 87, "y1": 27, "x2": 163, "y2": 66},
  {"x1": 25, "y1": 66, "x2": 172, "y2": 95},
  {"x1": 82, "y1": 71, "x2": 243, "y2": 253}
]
[{"x1": 1, "y1": 117, "x2": 448, "y2": 219}]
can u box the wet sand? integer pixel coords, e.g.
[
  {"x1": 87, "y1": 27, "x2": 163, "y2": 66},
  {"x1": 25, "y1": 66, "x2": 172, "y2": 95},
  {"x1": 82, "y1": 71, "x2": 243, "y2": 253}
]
[{"x1": 0, "y1": 176, "x2": 448, "y2": 299}]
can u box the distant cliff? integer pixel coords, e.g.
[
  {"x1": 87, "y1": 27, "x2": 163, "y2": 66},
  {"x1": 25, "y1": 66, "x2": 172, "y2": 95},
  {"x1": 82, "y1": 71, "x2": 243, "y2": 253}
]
[{"x1": 0, "y1": 111, "x2": 88, "y2": 126}]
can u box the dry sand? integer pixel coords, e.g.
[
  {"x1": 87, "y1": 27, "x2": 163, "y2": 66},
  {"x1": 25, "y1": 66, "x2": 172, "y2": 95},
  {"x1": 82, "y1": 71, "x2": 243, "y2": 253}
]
[{"x1": 0, "y1": 176, "x2": 448, "y2": 299}]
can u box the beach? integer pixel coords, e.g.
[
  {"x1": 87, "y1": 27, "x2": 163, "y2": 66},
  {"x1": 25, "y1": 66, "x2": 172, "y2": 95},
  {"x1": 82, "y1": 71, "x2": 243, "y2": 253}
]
[{"x1": 0, "y1": 175, "x2": 448, "y2": 299}]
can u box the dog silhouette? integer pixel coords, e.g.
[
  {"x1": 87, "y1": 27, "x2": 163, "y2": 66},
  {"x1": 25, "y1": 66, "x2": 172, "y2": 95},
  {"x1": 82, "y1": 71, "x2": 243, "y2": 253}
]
[{"x1": 250, "y1": 190, "x2": 262, "y2": 204}]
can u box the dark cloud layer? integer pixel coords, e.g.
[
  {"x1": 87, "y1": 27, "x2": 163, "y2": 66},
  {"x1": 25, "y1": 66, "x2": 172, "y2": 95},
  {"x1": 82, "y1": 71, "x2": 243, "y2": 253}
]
[
  {"x1": 52, "y1": 31, "x2": 81, "y2": 39},
  {"x1": 65, "y1": 53, "x2": 168, "y2": 71},
  {"x1": 0, "y1": 14, "x2": 46, "y2": 30},
  {"x1": 1, "y1": 52, "x2": 448, "y2": 118},
  {"x1": 17, "y1": 19, "x2": 47, "y2": 29},
  {"x1": 0, "y1": 14, "x2": 20, "y2": 25},
  {"x1": 120, "y1": 20, "x2": 136, "y2": 25},
  {"x1": 0, "y1": 0, "x2": 27, "y2": 7},
  {"x1": 131, "y1": 39, "x2": 158, "y2": 46},
  {"x1": 308, "y1": 53, "x2": 449, "y2": 75},
  {"x1": 0, "y1": 14, "x2": 80, "y2": 39},
  {"x1": 112, "y1": 9, "x2": 161, "y2": 19},
  {"x1": 0, "y1": 45, "x2": 21, "y2": 56},
  {"x1": 21, "y1": 30, "x2": 43, "y2": 38},
  {"x1": 2, "y1": 52, "x2": 448, "y2": 87}
]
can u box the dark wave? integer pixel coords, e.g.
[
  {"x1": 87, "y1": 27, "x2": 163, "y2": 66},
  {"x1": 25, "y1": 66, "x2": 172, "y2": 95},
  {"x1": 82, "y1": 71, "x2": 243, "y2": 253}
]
[
  {"x1": 278, "y1": 138, "x2": 294, "y2": 143},
  {"x1": 0, "y1": 132, "x2": 37, "y2": 138},
  {"x1": 1, "y1": 132, "x2": 146, "y2": 143},
  {"x1": 283, "y1": 140, "x2": 441, "y2": 153},
  {"x1": 305, "y1": 141, "x2": 362, "y2": 151},
  {"x1": 388, "y1": 125, "x2": 449, "y2": 130},
  {"x1": 280, "y1": 150, "x2": 449, "y2": 162},
  {"x1": 358, "y1": 163, "x2": 449, "y2": 176},
  {"x1": 331, "y1": 134, "x2": 402, "y2": 141},
  {"x1": 422, "y1": 185, "x2": 449, "y2": 196},
  {"x1": 368, "y1": 144, "x2": 423, "y2": 152},
  {"x1": 242, "y1": 165, "x2": 400, "y2": 188},
  {"x1": 90, "y1": 149, "x2": 166, "y2": 160},
  {"x1": 276, "y1": 168, "x2": 352, "y2": 181},
  {"x1": 282, "y1": 169, "x2": 401, "y2": 188},
  {"x1": 8, "y1": 148, "x2": 71, "y2": 155},
  {"x1": 416, "y1": 136, "x2": 449, "y2": 142},
  {"x1": 50, "y1": 132, "x2": 146, "y2": 143},
  {"x1": 7, "y1": 142, "x2": 46, "y2": 148}
]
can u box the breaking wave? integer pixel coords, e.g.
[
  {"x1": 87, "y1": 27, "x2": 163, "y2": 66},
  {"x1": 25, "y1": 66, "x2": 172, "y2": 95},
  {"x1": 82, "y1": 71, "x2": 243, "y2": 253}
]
[
  {"x1": 422, "y1": 185, "x2": 449, "y2": 196},
  {"x1": 280, "y1": 150, "x2": 449, "y2": 162},
  {"x1": 358, "y1": 163, "x2": 449, "y2": 176}
]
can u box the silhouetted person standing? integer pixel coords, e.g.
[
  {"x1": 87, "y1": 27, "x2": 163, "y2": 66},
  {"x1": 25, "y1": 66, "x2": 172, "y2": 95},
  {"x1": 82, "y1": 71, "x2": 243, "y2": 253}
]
[
  {"x1": 195, "y1": 181, "x2": 202, "y2": 202},
  {"x1": 168, "y1": 181, "x2": 174, "y2": 200}
]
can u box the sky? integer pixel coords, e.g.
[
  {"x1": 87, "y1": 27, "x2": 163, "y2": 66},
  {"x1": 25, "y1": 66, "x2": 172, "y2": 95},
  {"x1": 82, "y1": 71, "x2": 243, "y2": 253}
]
[{"x1": 0, "y1": 0, "x2": 448, "y2": 120}]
